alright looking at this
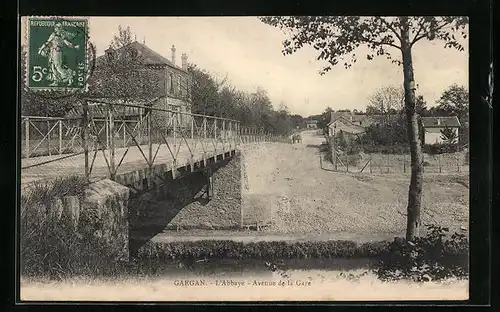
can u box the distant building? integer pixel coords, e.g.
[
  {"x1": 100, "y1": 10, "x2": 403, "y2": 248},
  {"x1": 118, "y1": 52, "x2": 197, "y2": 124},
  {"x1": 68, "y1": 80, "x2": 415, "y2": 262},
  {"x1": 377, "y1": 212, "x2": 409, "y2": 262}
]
[
  {"x1": 326, "y1": 112, "x2": 373, "y2": 136},
  {"x1": 305, "y1": 119, "x2": 318, "y2": 129},
  {"x1": 421, "y1": 116, "x2": 461, "y2": 145}
]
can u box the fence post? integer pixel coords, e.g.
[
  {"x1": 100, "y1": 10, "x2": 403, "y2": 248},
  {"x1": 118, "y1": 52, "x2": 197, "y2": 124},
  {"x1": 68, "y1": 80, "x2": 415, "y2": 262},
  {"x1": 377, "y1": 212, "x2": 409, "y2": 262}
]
[
  {"x1": 403, "y1": 155, "x2": 406, "y2": 173},
  {"x1": 214, "y1": 119, "x2": 217, "y2": 140},
  {"x1": 147, "y1": 106, "x2": 153, "y2": 166},
  {"x1": 83, "y1": 100, "x2": 89, "y2": 179},
  {"x1": 191, "y1": 116, "x2": 194, "y2": 140},
  {"x1": 457, "y1": 156, "x2": 460, "y2": 173},
  {"x1": 122, "y1": 121, "x2": 126, "y2": 148},
  {"x1": 173, "y1": 112, "x2": 177, "y2": 152},
  {"x1": 109, "y1": 105, "x2": 116, "y2": 180},
  {"x1": 25, "y1": 117, "x2": 30, "y2": 158},
  {"x1": 222, "y1": 120, "x2": 226, "y2": 152},
  {"x1": 438, "y1": 154, "x2": 442, "y2": 173},
  {"x1": 47, "y1": 120, "x2": 51, "y2": 156},
  {"x1": 105, "y1": 115, "x2": 109, "y2": 149},
  {"x1": 139, "y1": 112, "x2": 143, "y2": 144},
  {"x1": 203, "y1": 117, "x2": 207, "y2": 140},
  {"x1": 369, "y1": 157, "x2": 372, "y2": 174},
  {"x1": 58, "y1": 119, "x2": 63, "y2": 154},
  {"x1": 333, "y1": 141, "x2": 337, "y2": 171},
  {"x1": 387, "y1": 153, "x2": 390, "y2": 173}
]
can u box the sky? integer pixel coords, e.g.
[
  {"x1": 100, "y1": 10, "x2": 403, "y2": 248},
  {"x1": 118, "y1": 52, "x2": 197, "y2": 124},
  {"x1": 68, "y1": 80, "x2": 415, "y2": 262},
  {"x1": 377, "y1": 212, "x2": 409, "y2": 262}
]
[{"x1": 22, "y1": 16, "x2": 469, "y2": 117}]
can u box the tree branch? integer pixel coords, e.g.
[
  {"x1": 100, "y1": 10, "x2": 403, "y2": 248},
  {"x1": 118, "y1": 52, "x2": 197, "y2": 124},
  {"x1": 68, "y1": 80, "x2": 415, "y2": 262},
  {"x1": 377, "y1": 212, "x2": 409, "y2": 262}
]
[
  {"x1": 360, "y1": 35, "x2": 401, "y2": 50},
  {"x1": 379, "y1": 18, "x2": 403, "y2": 42},
  {"x1": 410, "y1": 18, "x2": 426, "y2": 46},
  {"x1": 411, "y1": 21, "x2": 453, "y2": 46}
]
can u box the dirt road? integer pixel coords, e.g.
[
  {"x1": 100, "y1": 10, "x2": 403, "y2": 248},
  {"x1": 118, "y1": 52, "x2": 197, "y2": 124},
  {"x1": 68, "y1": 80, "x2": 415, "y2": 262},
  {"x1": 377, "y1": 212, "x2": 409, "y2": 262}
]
[{"x1": 241, "y1": 130, "x2": 469, "y2": 238}]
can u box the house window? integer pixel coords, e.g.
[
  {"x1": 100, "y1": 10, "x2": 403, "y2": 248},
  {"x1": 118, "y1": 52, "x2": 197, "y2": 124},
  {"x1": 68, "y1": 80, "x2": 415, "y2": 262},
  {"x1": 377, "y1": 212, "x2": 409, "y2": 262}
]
[
  {"x1": 169, "y1": 73, "x2": 174, "y2": 94},
  {"x1": 177, "y1": 75, "x2": 181, "y2": 95}
]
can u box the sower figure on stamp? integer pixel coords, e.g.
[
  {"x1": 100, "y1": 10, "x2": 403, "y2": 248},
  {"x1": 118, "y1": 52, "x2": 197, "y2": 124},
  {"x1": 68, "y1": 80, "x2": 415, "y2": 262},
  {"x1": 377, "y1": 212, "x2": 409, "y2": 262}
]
[{"x1": 38, "y1": 22, "x2": 80, "y2": 87}]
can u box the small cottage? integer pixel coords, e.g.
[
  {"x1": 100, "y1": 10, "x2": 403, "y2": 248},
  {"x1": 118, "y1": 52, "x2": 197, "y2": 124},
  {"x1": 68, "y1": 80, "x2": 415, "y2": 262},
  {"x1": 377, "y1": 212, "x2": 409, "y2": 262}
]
[
  {"x1": 305, "y1": 119, "x2": 318, "y2": 129},
  {"x1": 420, "y1": 116, "x2": 461, "y2": 144}
]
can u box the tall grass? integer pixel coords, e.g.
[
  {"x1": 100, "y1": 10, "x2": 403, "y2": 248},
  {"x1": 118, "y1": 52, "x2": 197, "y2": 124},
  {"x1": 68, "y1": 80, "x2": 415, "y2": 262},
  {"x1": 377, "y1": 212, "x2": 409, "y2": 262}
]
[{"x1": 20, "y1": 176, "x2": 128, "y2": 279}]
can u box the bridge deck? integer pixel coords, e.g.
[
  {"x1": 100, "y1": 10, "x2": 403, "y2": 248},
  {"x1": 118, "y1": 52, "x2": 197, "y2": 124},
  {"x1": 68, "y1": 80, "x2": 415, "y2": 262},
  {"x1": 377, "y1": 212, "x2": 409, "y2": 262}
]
[{"x1": 21, "y1": 139, "x2": 238, "y2": 185}]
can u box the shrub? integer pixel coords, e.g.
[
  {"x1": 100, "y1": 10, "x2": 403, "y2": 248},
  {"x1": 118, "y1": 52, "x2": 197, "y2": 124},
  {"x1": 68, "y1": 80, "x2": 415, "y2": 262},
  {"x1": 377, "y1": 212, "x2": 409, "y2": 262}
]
[
  {"x1": 137, "y1": 240, "x2": 372, "y2": 262},
  {"x1": 375, "y1": 224, "x2": 469, "y2": 282},
  {"x1": 423, "y1": 143, "x2": 461, "y2": 155}
]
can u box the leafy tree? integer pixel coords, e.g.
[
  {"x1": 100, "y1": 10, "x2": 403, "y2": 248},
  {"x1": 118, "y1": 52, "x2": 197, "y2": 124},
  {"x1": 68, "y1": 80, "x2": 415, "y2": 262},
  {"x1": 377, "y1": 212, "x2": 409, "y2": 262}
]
[
  {"x1": 367, "y1": 85, "x2": 405, "y2": 116},
  {"x1": 110, "y1": 26, "x2": 134, "y2": 49},
  {"x1": 436, "y1": 84, "x2": 469, "y2": 123},
  {"x1": 88, "y1": 26, "x2": 163, "y2": 101},
  {"x1": 415, "y1": 95, "x2": 428, "y2": 116},
  {"x1": 317, "y1": 106, "x2": 333, "y2": 131},
  {"x1": 260, "y1": 16, "x2": 468, "y2": 240}
]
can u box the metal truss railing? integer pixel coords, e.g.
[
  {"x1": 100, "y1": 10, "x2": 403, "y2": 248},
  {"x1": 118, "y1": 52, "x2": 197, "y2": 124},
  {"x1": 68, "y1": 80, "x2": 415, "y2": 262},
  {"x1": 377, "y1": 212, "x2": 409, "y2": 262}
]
[{"x1": 21, "y1": 97, "x2": 292, "y2": 183}]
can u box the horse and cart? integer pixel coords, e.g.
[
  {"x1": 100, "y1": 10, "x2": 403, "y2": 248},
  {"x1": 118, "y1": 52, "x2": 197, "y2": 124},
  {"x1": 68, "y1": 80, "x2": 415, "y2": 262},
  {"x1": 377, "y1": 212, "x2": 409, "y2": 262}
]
[{"x1": 291, "y1": 132, "x2": 302, "y2": 144}]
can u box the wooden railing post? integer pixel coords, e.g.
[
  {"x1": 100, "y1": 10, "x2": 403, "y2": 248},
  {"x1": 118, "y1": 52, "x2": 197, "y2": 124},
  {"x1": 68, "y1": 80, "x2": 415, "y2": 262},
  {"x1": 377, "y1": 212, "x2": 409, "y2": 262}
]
[
  {"x1": 83, "y1": 100, "x2": 89, "y2": 179},
  {"x1": 139, "y1": 112, "x2": 143, "y2": 145},
  {"x1": 147, "y1": 107, "x2": 153, "y2": 166},
  {"x1": 109, "y1": 104, "x2": 116, "y2": 180},
  {"x1": 191, "y1": 116, "x2": 194, "y2": 140},
  {"x1": 25, "y1": 117, "x2": 30, "y2": 159},
  {"x1": 105, "y1": 115, "x2": 110, "y2": 149},
  {"x1": 123, "y1": 121, "x2": 126, "y2": 148},
  {"x1": 203, "y1": 117, "x2": 207, "y2": 140},
  {"x1": 173, "y1": 111, "x2": 177, "y2": 152},
  {"x1": 58, "y1": 119, "x2": 63, "y2": 154},
  {"x1": 47, "y1": 120, "x2": 51, "y2": 156},
  {"x1": 222, "y1": 120, "x2": 226, "y2": 151}
]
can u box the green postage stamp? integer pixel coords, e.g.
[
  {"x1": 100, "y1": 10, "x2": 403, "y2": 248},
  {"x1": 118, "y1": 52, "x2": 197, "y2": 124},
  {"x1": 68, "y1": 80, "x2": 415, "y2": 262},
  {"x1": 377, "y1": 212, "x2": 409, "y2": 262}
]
[{"x1": 25, "y1": 17, "x2": 89, "y2": 92}]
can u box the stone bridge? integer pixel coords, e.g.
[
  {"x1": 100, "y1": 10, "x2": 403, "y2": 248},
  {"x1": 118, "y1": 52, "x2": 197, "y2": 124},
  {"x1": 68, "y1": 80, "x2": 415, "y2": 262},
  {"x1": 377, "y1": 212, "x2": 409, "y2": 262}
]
[{"x1": 20, "y1": 98, "x2": 291, "y2": 260}]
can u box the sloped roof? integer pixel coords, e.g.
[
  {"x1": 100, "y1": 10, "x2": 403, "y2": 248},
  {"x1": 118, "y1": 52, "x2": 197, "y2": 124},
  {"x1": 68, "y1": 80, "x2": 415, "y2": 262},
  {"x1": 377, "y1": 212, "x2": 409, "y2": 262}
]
[
  {"x1": 329, "y1": 111, "x2": 368, "y2": 124},
  {"x1": 421, "y1": 116, "x2": 461, "y2": 128},
  {"x1": 95, "y1": 41, "x2": 187, "y2": 72}
]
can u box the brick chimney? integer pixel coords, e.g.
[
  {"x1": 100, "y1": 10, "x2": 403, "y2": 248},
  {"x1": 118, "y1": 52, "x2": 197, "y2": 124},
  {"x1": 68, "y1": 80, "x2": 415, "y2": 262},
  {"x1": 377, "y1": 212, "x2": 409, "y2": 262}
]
[
  {"x1": 181, "y1": 53, "x2": 188, "y2": 70},
  {"x1": 171, "y1": 45, "x2": 176, "y2": 65}
]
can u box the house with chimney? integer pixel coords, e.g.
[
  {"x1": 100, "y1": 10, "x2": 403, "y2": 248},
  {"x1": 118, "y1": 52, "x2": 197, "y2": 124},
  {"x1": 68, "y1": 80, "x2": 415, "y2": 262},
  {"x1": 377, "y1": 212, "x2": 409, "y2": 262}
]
[
  {"x1": 87, "y1": 41, "x2": 193, "y2": 127},
  {"x1": 420, "y1": 116, "x2": 461, "y2": 144}
]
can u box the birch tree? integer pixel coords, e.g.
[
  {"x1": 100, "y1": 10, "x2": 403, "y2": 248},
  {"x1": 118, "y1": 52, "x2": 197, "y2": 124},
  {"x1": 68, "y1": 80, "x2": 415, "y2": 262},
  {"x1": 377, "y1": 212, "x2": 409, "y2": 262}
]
[{"x1": 260, "y1": 16, "x2": 468, "y2": 240}]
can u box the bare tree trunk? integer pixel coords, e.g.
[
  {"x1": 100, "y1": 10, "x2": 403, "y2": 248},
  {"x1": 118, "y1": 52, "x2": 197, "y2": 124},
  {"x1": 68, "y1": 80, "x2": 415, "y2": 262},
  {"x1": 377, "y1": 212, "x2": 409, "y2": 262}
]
[{"x1": 400, "y1": 17, "x2": 424, "y2": 241}]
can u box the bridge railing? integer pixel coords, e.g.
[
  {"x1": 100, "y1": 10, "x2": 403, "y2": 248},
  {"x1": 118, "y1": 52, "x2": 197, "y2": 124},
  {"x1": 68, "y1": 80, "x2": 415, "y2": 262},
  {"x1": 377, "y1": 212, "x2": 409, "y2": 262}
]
[
  {"x1": 238, "y1": 127, "x2": 292, "y2": 144},
  {"x1": 21, "y1": 116, "x2": 84, "y2": 159},
  {"x1": 81, "y1": 98, "x2": 242, "y2": 181},
  {"x1": 21, "y1": 98, "x2": 292, "y2": 183}
]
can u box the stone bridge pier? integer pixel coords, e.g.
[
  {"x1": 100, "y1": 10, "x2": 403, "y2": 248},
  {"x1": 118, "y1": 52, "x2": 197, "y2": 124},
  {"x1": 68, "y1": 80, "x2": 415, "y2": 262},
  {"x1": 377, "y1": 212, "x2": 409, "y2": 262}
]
[{"x1": 74, "y1": 150, "x2": 242, "y2": 260}]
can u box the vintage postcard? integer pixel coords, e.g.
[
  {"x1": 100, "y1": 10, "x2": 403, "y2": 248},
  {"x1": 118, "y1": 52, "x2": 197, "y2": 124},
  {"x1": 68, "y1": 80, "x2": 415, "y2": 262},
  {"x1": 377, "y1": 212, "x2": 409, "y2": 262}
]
[{"x1": 19, "y1": 16, "x2": 469, "y2": 302}]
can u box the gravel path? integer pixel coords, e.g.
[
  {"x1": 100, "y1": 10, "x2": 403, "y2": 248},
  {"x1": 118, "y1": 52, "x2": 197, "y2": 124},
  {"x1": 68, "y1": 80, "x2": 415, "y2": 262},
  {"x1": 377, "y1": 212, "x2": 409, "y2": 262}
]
[{"x1": 241, "y1": 130, "x2": 469, "y2": 237}]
